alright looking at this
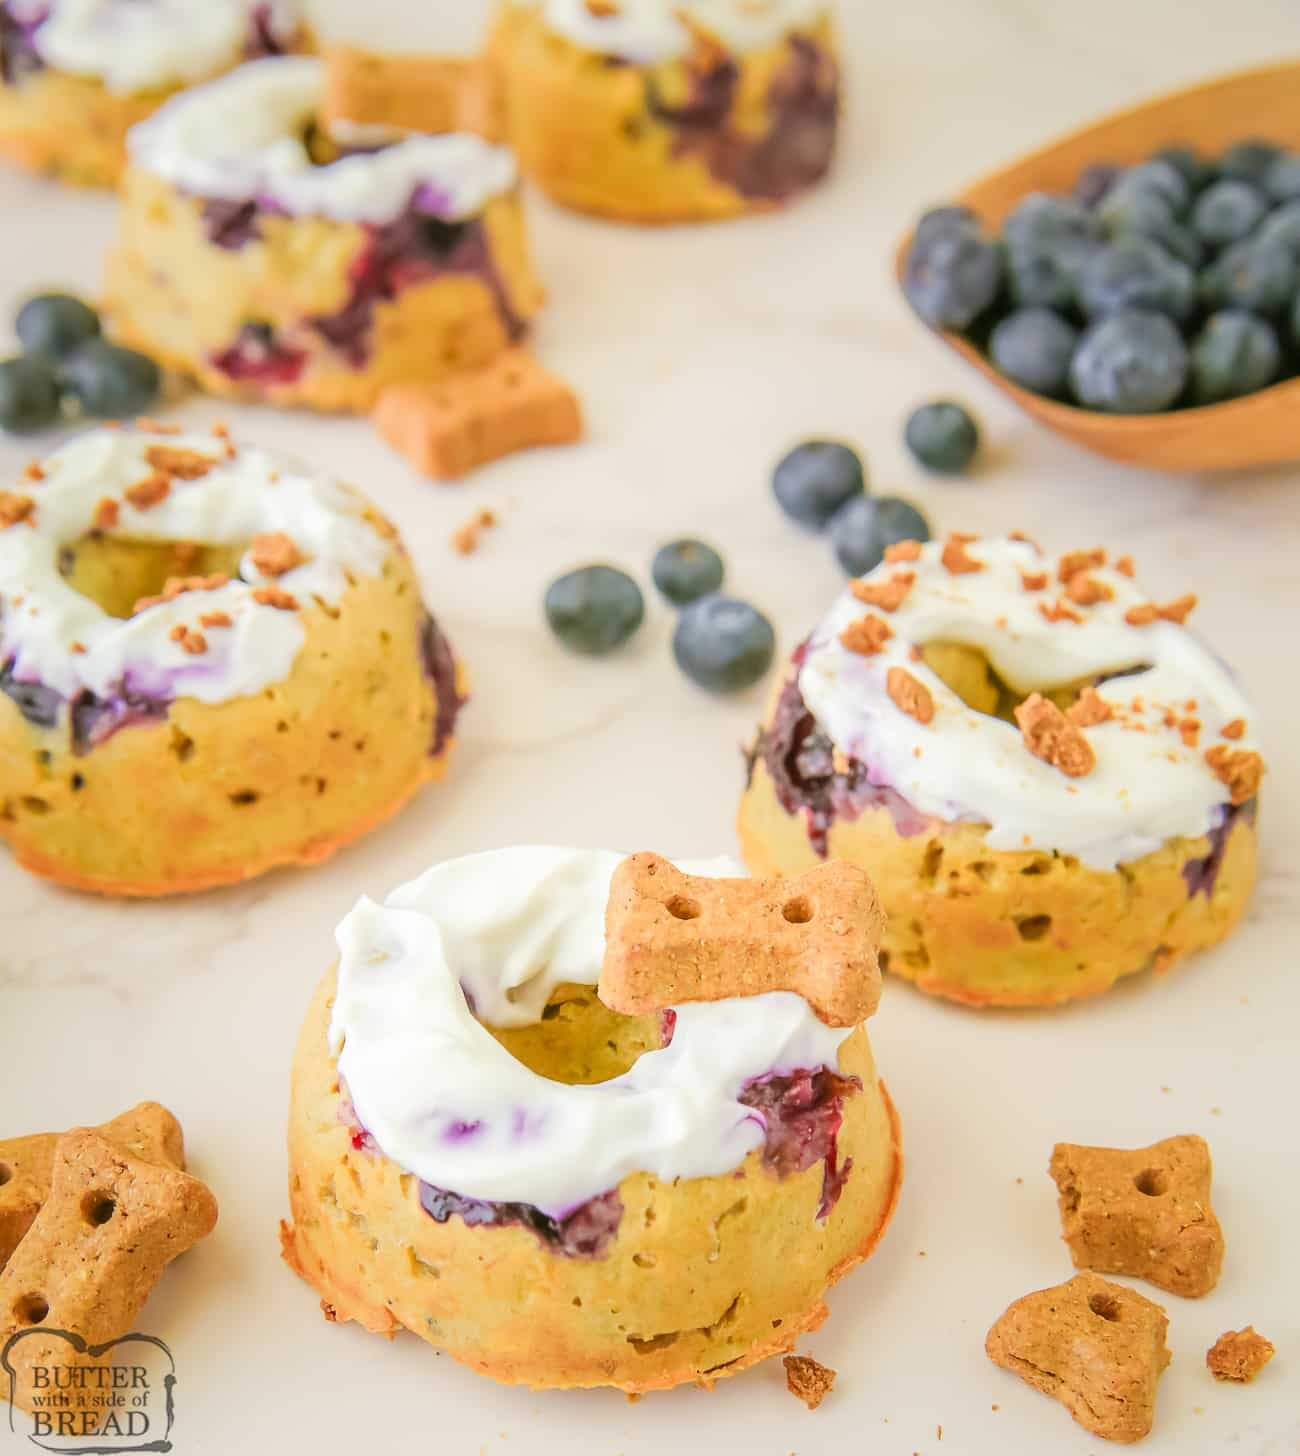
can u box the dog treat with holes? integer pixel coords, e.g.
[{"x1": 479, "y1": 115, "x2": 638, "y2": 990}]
[
  {"x1": 1206, "y1": 1326, "x2": 1275, "y2": 1383},
  {"x1": 739, "y1": 534, "x2": 1262, "y2": 1007},
  {"x1": 0, "y1": 1129, "x2": 217, "y2": 1417},
  {"x1": 1050, "y1": 1135, "x2": 1223, "y2": 1297},
  {"x1": 320, "y1": 46, "x2": 504, "y2": 140},
  {"x1": 487, "y1": 1, "x2": 840, "y2": 223},
  {"x1": 0, "y1": 422, "x2": 464, "y2": 896},
  {"x1": 283, "y1": 845, "x2": 902, "y2": 1392},
  {"x1": 105, "y1": 56, "x2": 543, "y2": 413},
  {"x1": 372, "y1": 350, "x2": 582, "y2": 481},
  {"x1": 0, "y1": 1103, "x2": 183, "y2": 1268},
  {"x1": 599, "y1": 852, "x2": 883, "y2": 1026},
  {"x1": 985, "y1": 1271, "x2": 1171, "y2": 1444}
]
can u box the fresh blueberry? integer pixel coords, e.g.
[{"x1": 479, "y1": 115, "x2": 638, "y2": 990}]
[
  {"x1": 15, "y1": 293, "x2": 101, "y2": 360},
  {"x1": 1191, "y1": 179, "x2": 1269, "y2": 250},
  {"x1": 1151, "y1": 144, "x2": 1210, "y2": 193},
  {"x1": 1073, "y1": 162, "x2": 1122, "y2": 209},
  {"x1": 651, "y1": 539, "x2": 725, "y2": 606},
  {"x1": 1255, "y1": 199, "x2": 1300, "y2": 255},
  {"x1": 1189, "y1": 311, "x2": 1281, "y2": 405},
  {"x1": 1002, "y1": 192, "x2": 1099, "y2": 251},
  {"x1": 772, "y1": 440, "x2": 866, "y2": 528},
  {"x1": 902, "y1": 227, "x2": 1003, "y2": 331},
  {"x1": 672, "y1": 595, "x2": 775, "y2": 693},
  {"x1": 904, "y1": 401, "x2": 979, "y2": 474},
  {"x1": 59, "y1": 340, "x2": 161, "y2": 418},
  {"x1": 1070, "y1": 310, "x2": 1189, "y2": 413},
  {"x1": 1264, "y1": 152, "x2": 1300, "y2": 203},
  {"x1": 0, "y1": 355, "x2": 61, "y2": 433},
  {"x1": 1151, "y1": 222, "x2": 1204, "y2": 268},
  {"x1": 828, "y1": 495, "x2": 931, "y2": 576},
  {"x1": 1217, "y1": 138, "x2": 1282, "y2": 186},
  {"x1": 1291, "y1": 290, "x2": 1300, "y2": 349},
  {"x1": 1098, "y1": 176, "x2": 1177, "y2": 239},
  {"x1": 913, "y1": 205, "x2": 978, "y2": 244},
  {"x1": 1077, "y1": 236, "x2": 1195, "y2": 322},
  {"x1": 989, "y1": 307, "x2": 1080, "y2": 397},
  {"x1": 1200, "y1": 236, "x2": 1296, "y2": 315},
  {"x1": 1120, "y1": 159, "x2": 1191, "y2": 212},
  {"x1": 1006, "y1": 245, "x2": 1078, "y2": 310},
  {"x1": 544, "y1": 565, "x2": 644, "y2": 655}
]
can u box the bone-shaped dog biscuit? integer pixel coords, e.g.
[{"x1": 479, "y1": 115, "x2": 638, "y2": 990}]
[
  {"x1": 320, "y1": 46, "x2": 504, "y2": 141},
  {"x1": 0, "y1": 1102, "x2": 184, "y2": 1269},
  {"x1": 599, "y1": 853, "x2": 884, "y2": 1027},
  {"x1": 0, "y1": 1129, "x2": 217, "y2": 1416}
]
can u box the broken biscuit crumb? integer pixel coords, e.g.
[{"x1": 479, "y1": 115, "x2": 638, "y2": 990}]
[
  {"x1": 1039, "y1": 598, "x2": 1083, "y2": 625},
  {"x1": 940, "y1": 534, "x2": 983, "y2": 574},
  {"x1": 252, "y1": 587, "x2": 299, "y2": 611},
  {"x1": 883, "y1": 540, "x2": 923, "y2": 563},
  {"x1": 249, "y1": 531, "x2": 304, "y2": 577},
  {"x1": 783, "y1": 1355, "x2": 836, "y2": 1411},
  {"x1": 1206, "y1": 1327, "x2": 1275, "y2": 1383},
  {"x1": 1204, "y1": 744, "x2": 1263, "y2": 804},
  {"x1": 1067, "y1": 686, "x2": 1112, "y2": 728},
  {"x1": 1058, "y1": 547, "x2": 1106, "y2": 581},
  {"x1": 93, "y1": 497, "x2": 120, "y2": 530},
  {"x1": 124, "y1": 472, "x2": 171, "y2": 510},
  {"x1": 840, "y1": 613, "x2": 893, "y2": 656},
  {"x1": 1019, "y1": 570, "x2": 1048, "y2": 592},
  {"x1": 0, "y1": 492, "x2": 35, "y2": 528},
  {"x1": 1220, "y1": 718, "x2": 1246, "y2": 740},
  {"x1": 887, "y1": 666, "x2": 934, "y2": 724},
  {"x1": 1015, "y1": 693, "x2": 1096, "y2": 777},
  {"x1": 451, "y1": 507, "x2": 497, "y2": 556},
  {"x1": 144, "y1": 445, "x2": 218, "y2": 480},
  {"x1": 850, "y1": 571, "x2": 914, "y2": 612},
  {"x1": 1064, "y1": 572, "x2": 1114, "y2": 606}
]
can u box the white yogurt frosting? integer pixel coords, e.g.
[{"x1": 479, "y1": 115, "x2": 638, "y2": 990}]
[
  {"x1": 508, "y1": 0, "x2": 828, "y2": 64},
  {"x1": 127, "y1": 57, "x2": 518, "y2": 224},
  {"x1": 0, "y1": 424, "x2": 391, "y2": 710},
  {"x1": 330, "y1": 846, "x2": 854, "y2": 1215},
  {"x1": 7, "y1": 0, "x2": 298, "y2": 94},
  {"x1": 799, "y1": 537, "x2": 1260, "y2": 870}
]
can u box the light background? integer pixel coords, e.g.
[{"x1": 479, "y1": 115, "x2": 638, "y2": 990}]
[{"x1": 1, "y1": 2, "x2": 1298, "y2": 1453}]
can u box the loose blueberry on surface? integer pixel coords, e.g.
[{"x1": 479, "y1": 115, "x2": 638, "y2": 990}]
[
  {"x1": 904, "y1": 401, "x2": 979, "y2": 474},
  {"x1": 989, "y1": 307, "x2": 1079, "y2": 397},
  {"x1": 1263, "y1": 153, "x2": 1300, "y2": 204},
  {"x1": 902, "y1": 227, "x2": 1003, "y2": 330},
  {"x1": 544, "y1": 565, "x2": 644, "y2": 656},
  {"x1": 1191, "y1": 179, "x2": 1269, "y2": 250},
  {"x1": 1077, "y1": 236, "x2": 1195, "y2": 322},
  {"x1": 1070, "y1": 310, "x2": 1189, "y2": 414},
  {"x1": 15, "y1": 293, "x2": 101, "y2": 360},
  {"x1": 1200, "y1": 236, "x2": 1296, "y2": 316},
  {"x1": 0, "y1": 355, "x2": 61, "y2": 434},
  {"x1": 828, "y1": 495, "x2": 931, "y2": 576},
  {"x1": 1217, "y1": 138, "x2": 1282, "y2": 186},
  {"x1": 1189, "y1": 311, "x2": 1281, "y2": 405},
  {"x1": 772, "y1": 440, "x2": 866, "y2": 528},
  {"x1": 59, "y1": 340, "x2": 161, "y2": 419},
  {"x1": 651, "y1": 539, "x2": 725, "y2": 606},
  {"x1": 672, "y1": 594, "x2": 775, "y2": 693}
]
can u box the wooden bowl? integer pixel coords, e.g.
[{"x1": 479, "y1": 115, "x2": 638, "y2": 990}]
[{"x1": 894, "y1": 58, "x2": 1300, "y2": 472}]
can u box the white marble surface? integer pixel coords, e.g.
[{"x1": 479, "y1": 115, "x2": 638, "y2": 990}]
[{"x1": 2, "y1": 3, "x2": 1298, "y2": 1453}]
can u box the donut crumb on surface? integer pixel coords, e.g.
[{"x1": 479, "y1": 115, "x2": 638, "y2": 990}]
[
  {"x1": 1207, "y1": 1327, "x2": 1275, "y2": 1383},
  {"x1": 783, "y1": 1354, "x2": 836, "y2": 1410},
  {"x1": 1220, "y1": 718, "x2": 1246, "y2": 740},
  {"x1": 451, "y1": 508, "x2": 497, "y2": 556}
]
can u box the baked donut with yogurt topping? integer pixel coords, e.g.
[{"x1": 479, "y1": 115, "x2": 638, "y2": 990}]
[
  {"x1": 282, "y1": 846, "x2": 901, "y2": 1392},
  {"x1": 739, "y1": 534, "x2": 1263, "y2": 1007},
  {"x1": 0, "y1": 0, "x2": 306, "y2": 187},
  {"x1": 488, "y1": 0, "x2": 839, "y2": 222},
  {"x1": 0, "y1": 421, "x2": 463, "y2": 895},
  {"x1": 105, "y1": 56, "x2": 544, "y2": 412}
]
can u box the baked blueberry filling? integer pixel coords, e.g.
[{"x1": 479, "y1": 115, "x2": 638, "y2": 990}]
[
  {"x1": 1181, "y1": 797, "x2": 1257, "y2": 898},
  {"x1": 201, "y1": 199, "x2": 267, "y2": 251},
  {"x1": 69, "y1": 684, "x2": 169, "y2": 756},
  {"x1": 418, "y1": 1184, "x2": 624, "y2": 1259},
  {"x1": 244, "y1": 2, "x2": 299, "y2": 60},
  {"x1": 0, "y1": 657, "x2": 59, "y2": 728},
  {"x1": 750, "y1": 652, "x2": 931, "y2": 856},
  {"x1": 739, "y1": 1065, "x2": 860, "y2": 1220},
  {"x1": 646, "y1": 35, "x2": 838, "y2": 203},
  {"x1": 418, "y1": 611, "x2": 464, "y2": 758},
  {"x1": 0, "y1": 4, "x2": 46, "y2": 85},
  {"x1": 210, "y1": 321, "x2": 308, "y2": 384}
]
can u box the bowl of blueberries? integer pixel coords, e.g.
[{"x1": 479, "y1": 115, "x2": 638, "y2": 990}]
[{"x1": 896, "y1": 57, "x2": 1300, "y2": 470}]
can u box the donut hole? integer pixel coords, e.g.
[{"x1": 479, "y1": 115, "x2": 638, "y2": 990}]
[
  {"x1": 1134, "y1": 1168, "x2": 1169, "y2": 1198},
  {"x1": 488, "y1": 982, "x2": 667, "y2": 1087},
  {"x1": 59, "y1": 534, "x2": 247, "y2": 619}
]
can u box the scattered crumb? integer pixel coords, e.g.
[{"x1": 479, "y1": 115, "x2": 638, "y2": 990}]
[
  {"x1": 887, "y1": 666, "x2": 934, "y2": 724},
  {"x1": 93, "y1": 496, "x2": 120, "y2": 530},
  {"x1": 851, "y1": 570, "x2": 915, "y2": 612},
  {"x1": 199, "y1": 610, "x2": 232, "y2": 629},
  {"x1": 168, "y1": 624, "x2": 207, "y2": 655},
  {"x1": 1204, "y1": 744, "x2": 1264, "y2": 804},
  {"x1": 840, "y1": 613, "x2": 893, "y2": 656},
  {"x1": 0, "y1": 492, "x2": 36, "y2": 528},
  {"x1": 249, "y1": 530, "x2": 304, "y2": 577},
  {"x1": 1016, "y1": 693, "x2": 1095, "y2": 777},
  {"x1": 451, "y1": 506, "x2": 498, "y2": 556},
  {"x1": 783, "y1": 1355, "x2": 835, "y2": 1410},
  {"x1": 884, "y1": 540, "x2": 923, "y2": 563},
  {"x1": 1115, "y1": 554, "x2": 1136, "y2": 577},
  {"x1": 1058, "y1": 547, "x2": 1106, "y2": 581},
  {"x1": 1019, "y1": 569, "x2": 1048, "y2": 592},
  {"x1": 252, "y1": 587, "x2": 299, "y2": 611},
  {"x1": 941, "y1": 533, "x2": 983, "y2": 574},
  {"x1": 1220, "y1": 718, "x2": 1246, "y2": 740},
  {"x1": 1207, "y1": 1327, "x2": 1275, "y2": 1383},
  {"x1": 145, "y1": 444, "x2": 218, "y2": 479},
  {"x1": 124, "y1": 471, "x2": 171, "y2": 510},
  {"x1": 22, "y1": 460, "x2": 44, "y2": 482}
]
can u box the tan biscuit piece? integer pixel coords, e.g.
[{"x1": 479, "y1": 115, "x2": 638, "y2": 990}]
[
  {"x1": 599, "y1": 852, "x2": 884, "y2": 1027},
  {"x1": 1049, "y1": 1135, "x2": 1223, "y2": 1297},
  {"x1": 0, "y1": 1103, "x2": 183, "y2": 1269},
  {"x1": 1206, "y1": 1327, "x2": 1275, "y2": 1383},
  {"x1": 320, "y1": 46, "x2": 504, "y2": 141},
  {"x1": 985, "y1": 1271, "x2": 1171, "y2": 1444},
  {"x1": 783, "y1": 1353, "x2": 836, "y2": 1409},
  {"x1": 0, "y1": 1129, "x2": 217, "y2": 1415},
  {"x1": 372, "y1": 350, "x2": 582, "y2": 482}
]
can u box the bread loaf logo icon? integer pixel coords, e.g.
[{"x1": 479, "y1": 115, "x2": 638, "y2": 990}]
[{"x1": 2, "y1": 1330, "x2": 178, "y2": 1453}]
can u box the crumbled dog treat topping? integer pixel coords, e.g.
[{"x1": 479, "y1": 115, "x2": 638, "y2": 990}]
[
  {"x1": 1125, "y1": 593, "x2": 1198, "y2": 627},
  {"x1": 0, "y1": 492, "x2": 36, "y2": 528},
  {"x1": 169, "y1": 624, "x2": 208, "y2": 655},
  {"x1": 1019, "y1": 569, "x2": 1048, "y2": 591},
  {"x1": 1207, "y1": 1327, "x2": 1275, "y2": 1383},
  {"x1": 1067, "y1": 686, "x2": 1112, "y2": 727},
  {"x1": 783, "y1": 1354, "x2": 836, "y2": 1410},
  {"x1": 132, "y1": 572, "x2": 230, "y2": 614},
  {"x1": 1204, "y1": 745, "x2": 1264, "y2": 804},
  {"x1": 851, "y1": 570, "x2": 915, "y2": 611},
  {"x1": 199, "y1": 610, "x2": 232, "y2": 629},
  {"x1": 887, "y1": 666, "x2": 934, "y2": 724},
  {"x1": 93, "y1": 496, "x2": 120, "y2": 530},
  {"x1": 1114, "y1": 553, "x2": 1136, "y2": 577},
  {"x1": 1058, "y1": 547, "x2": 1106, "y2": 581},
  {"x1": 941, "y1": 533, "x2": 983, "y2": 574},
  {"x1": 144, "y1": 445, "x2": 219, "y2": 480},
  {"x1": 1039, "y1": 598, "x2": 1083, "y2": 625},
  {"x1": 1064, "y1": 572, "x2": 1114, "y2": 606},
  {"x1": 124, "y1": 472, "x2": 171, "y2": 510},
  {"x1": 249, "y1": 530, "x2": 304, "y2": 577},
  {"x1": 840, "y1": 613, "x2": 893, "y2": 656},
  {"x1": 1220, "y1": 717, "x2": 1246, "y2": 740},
  {"x1": 1015, "y1": 693, "x2": 1096, "y2": 777},
  {"x1": 23, "y1": 461, "x2": 44, "y2": 482},
  {"x1": 451, "y1": 507, "x2": 497, "y2": 556},
  {"x1": 884, "y1": 539, "x2": 923, "y2": 563},
  {"x1": 252, "y1": 586, "x2": 299, "y2": 611}
]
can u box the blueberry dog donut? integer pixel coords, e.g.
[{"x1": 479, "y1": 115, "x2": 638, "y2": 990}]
[
  {"x1": 488, "y1": 1, "x2": 839, "y2": 222},
  {"x1": 283, "y1": 846, "x2": 901, "y2": 1392},
  {"x1": 739, "y1": 535, "x2": 1263, "y2": 1007},
  {"x1": 105, "y1": 57, "x2": 543, "y2": 412},
  {"x1": 0, "y1": 422, "x2": 463, "y2": 895},
  {"x1": 0, "y1": 0, "x2": 305, "y2": 186}
]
